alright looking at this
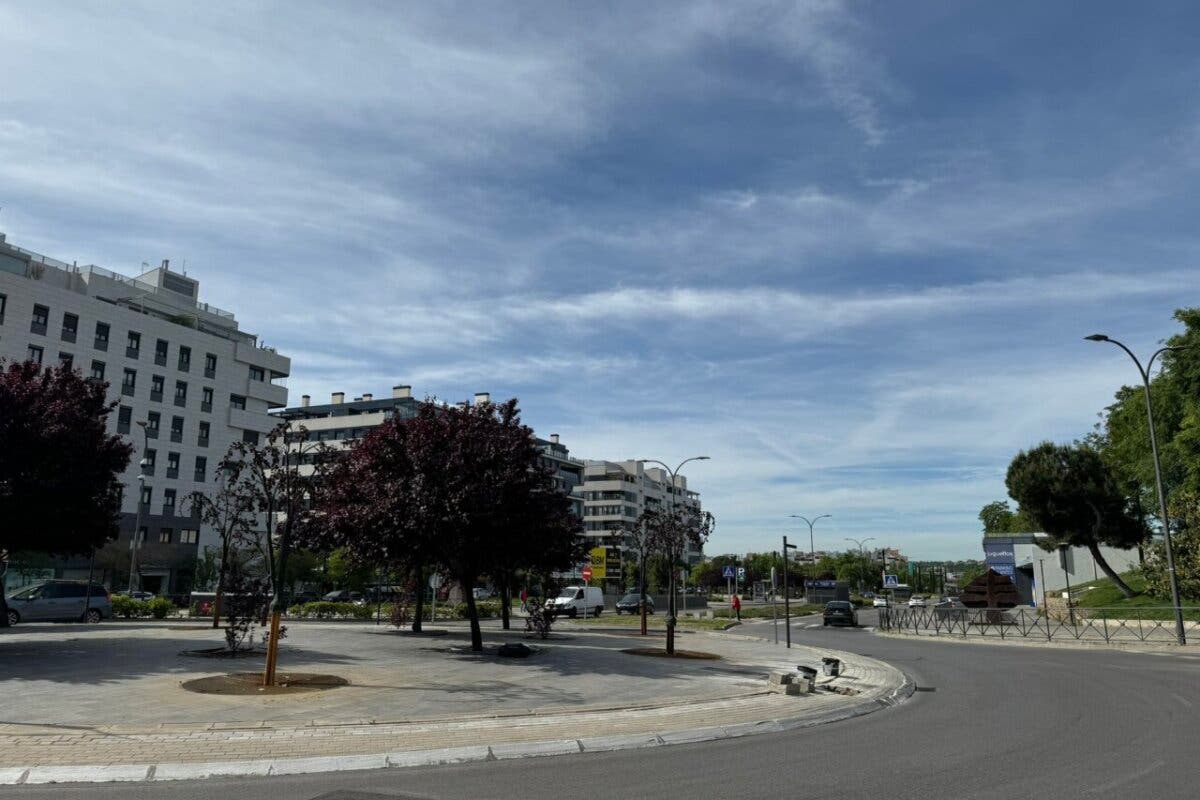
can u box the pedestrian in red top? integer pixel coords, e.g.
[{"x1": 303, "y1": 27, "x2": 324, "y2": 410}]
[{"x1": 731, "y1": 593, "x2": 742, "y2": 621}]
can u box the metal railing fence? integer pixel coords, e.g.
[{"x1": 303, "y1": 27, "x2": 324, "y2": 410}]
[{"x1": 878, "y1": 605, "x2": 1200, "y2": 645}]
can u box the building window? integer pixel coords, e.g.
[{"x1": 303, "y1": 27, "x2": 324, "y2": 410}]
[
  {"x1": 197, "y1": 421, "x2": 210, "y2": 447},
  {"x1": 142, "y1": 448, "x2": 156, "y2": 475},
  {"x1": 90, "y1": 360, "x2": 106, "y2": 381},
  {"x1": 174, "y1": 380, "x2": 188, "y2": 408},
  {"x1": 155, "y1": 338, "x2": 168, "y2": 366},
  {"x1": 242, "y1": 429, "x2": 259, "y2": 445},
  {"x1": 26, "y1": 344, "x2": 43, "y2": 365},
  {"x1": 139, "y1": 485, "x2": 152, "y2": 506},
  {"x1": 126, "y1": 330, "x2": 141, "y2": 358},
  {"x1": 94, "y1": 321, "x2": 110, "y2": 351},
  {"x1": 30, "y1": 304, "x2": 48, "y2": 335},
  {"x1": 194, "y1": 456, "x2": 207, "y2": 483},
  {"x1": 230, "y1": 394, "x2": 246, "y2": 410},
  {"x1": 121, "y1": 367, "x2": 136, "y2": 396},
  {"x1": 58, "y1": 352, "x2": 74, "y2": 369},
  {"x1": 249, "y1": 365, "x2": 265, "y2": 382},
  {"x1": 61, "y1": 313, "x2": 78, "y2": 343},
  {"x1": 150, "y1": 374, "x2": 164, "y2": 402},
  {"x1": 166, "y1": 451, "x2": 180, "y2": 479},
  {"x1": 177, "y1": 345, "x2": 191, "y2": 372},
  {"x1": 204, "y1": 352, "x2": 217, "y2": 378},
  {"x1": 170, "y1": 415, "x2": 184, "y2": 443},
  {"x1": 163, "y1": 488, "x2": 176, "y2": 513},
  {"x1": 117, "y1": 405, "x2": 131, "y2": 434},
  {"x1": 201, "y1": 386, "x2": 213, "y2": 412},
  {"x1": 0, "y1": 292, "x2": 6, "y2": 324},
  {"x1": 180, "y1": 529, "x2": 199, "y2": 545},
  {"x1": 137, "y1": 526, "x2": 148, "y2": 545},
  {"x1": 158, "y1": 528, "x2": 172, "y2": 544},
  {"x1": 146, "y1": 411, "x2": 160, "y2": 438}
]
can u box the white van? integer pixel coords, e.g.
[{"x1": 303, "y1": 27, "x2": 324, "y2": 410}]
[{"x1": 547, "y1": 586, "x2": 604, "y2": 618}]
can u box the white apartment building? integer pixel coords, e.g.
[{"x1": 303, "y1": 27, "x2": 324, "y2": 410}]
[
  {"x1": 0, "y1": 233, "x2": 289, "y2": 595},
  {"x1": 577, "y1": 460, "x2": 705, "y2": 568}
]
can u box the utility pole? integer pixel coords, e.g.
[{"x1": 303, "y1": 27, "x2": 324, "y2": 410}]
[
  {"x1": 127, "y1": 420, "x2": 150, "y2": 594},
  {"x1": 782, "y1": 537, "x2": 797, "y2": 648}
]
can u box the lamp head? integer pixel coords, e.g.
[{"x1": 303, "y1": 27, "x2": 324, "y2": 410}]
[
  {"x1": 1084, "y1": 334, "x2": 1109, "y2": 342},
  {"x1": 135, "y1": 420, "x2": 148, "y2": 428}
]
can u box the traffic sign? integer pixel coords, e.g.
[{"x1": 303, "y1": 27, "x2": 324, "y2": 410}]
[
  {"x1": 722, "y1": 565, "x2": 736, "y2": 579},
  {"x1": 428, "y1": 573, "x2": 443, "y2": 589},
  {"x1": 883, "y1": 574, "x2": 899, "y2": 588},
  {"x1": 582, "y1": 565, "x2": 593, "y2": 582},
  {"x1": 736, "y1": 567, "x2": 746, "y2": 580}
]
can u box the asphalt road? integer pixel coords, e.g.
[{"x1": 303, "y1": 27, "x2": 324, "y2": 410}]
[{"x1": 6, "y1": 613, "x2": 1200, "y2": 800}]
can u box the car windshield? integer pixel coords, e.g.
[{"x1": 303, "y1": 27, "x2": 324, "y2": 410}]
[
  {"x1": 10, "y1": 586, "x2": 40, "y2": 600},
  {"x1": 558, "y1": 588, "x2": 579, "y2": 598},
  {"x1": 620, "y1": 594, "x2": 642, "y2": 602},
  {"x1": 827, "y1": 602, "x2": 851, "y2": 609}
]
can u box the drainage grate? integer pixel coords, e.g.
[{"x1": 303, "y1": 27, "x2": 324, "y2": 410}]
[{"x1": 913, "y1": 686, "x2": 937, "y2": 692}]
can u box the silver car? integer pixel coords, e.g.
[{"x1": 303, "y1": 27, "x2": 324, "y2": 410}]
[{"x1": 5, "y1": 580, "x2": 112, "y2": 625}]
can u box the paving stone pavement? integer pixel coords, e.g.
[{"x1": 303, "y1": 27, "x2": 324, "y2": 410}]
[{"x1": 0, "y1": 621, "x2": 910, "y2": 783}]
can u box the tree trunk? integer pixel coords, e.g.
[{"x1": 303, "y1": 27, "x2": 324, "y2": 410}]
[
  {"x1": 463, "y1": 576, "x2": 483, "y2": 652},
  {"x1": 500, "y1": 573, "x2": 511, "y2": 631},
  {"x1": 1087, "y1": 541, "x2": 1136, "y2": 598},
  {"x1": 412, "y1": 560, "x2": 425, "y2": 633},
  {"x1": 263, "y1": 530, "x2": 291, "y2": 687}
]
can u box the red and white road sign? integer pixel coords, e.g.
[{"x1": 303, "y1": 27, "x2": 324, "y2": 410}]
[{"x1": 581, "y1": 566, "x2": 593, "y2": 582}]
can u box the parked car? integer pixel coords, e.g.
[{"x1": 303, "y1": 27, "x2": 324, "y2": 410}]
[
  {"x1": 908, "y1": 596, "x2": 928, "y2": 608},
  {"x1": 115, "y1": 590, "x2": 155, "y2": 601},
  {"x1": 823, "y1": 600, "x2": 858, "y2": 627},
  {"x1": 872, "y1": 596, "x2": 890, "y2": 608},
  {"x1": 472, "y1": 587, "x2": 495, "y2": 600},
  {"x1": 546, "y1": 586, "x2": 604, "y2": 618},
  {"x1": 291, "y1": 590, "x2": 321, "y2": 605},
  {"x1": 615, "y1": 593, "x2": 654, "y2": 615},
  {"x1": 5, "y1": 581, "x2": 112, "y2": 625},
  {"x1": 322, "y1": 590, "x2": 363, "y2": 604}
]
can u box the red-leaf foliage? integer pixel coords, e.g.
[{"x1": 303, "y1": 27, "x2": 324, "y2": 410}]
[
  {"x1": 316, "y1": 398, "x2": 584, "y2": 650},
  {"x1": 0, "y1": 361, "x2": 132, "y2": 557}
]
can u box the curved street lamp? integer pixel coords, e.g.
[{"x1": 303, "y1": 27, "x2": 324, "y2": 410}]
[
  {"x1": 790, "y1": 513, "x2": 832, "y2": 571},
  {"x1": 1085, "y1": 333, "x2": 1187, "y2": 644},
  {"x1": 844, "y1": 536, "x2": 876, "y2": 594},
  {"x1": 636, "y1": 456, "x2": 710, "y2": 653}
]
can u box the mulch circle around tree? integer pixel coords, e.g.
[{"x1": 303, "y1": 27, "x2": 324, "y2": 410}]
[
  {"x1": 180, "y1": 647, "x2": 266, "y2": 659},
  {"x1": 621, "y1": 647, "x2": 722, "y2": 660},
  {"x1": 181, "y1": 672, "x2": 348, "y2": 695}
]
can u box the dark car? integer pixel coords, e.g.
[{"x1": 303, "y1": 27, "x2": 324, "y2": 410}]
[
  {"x1": 823, "y1": 600, "x2": 858, "y2": 627},
  {"x1": 322, "y1": 590, "x2": 363, "y2": 604},
  {"x1": 615, "y1": 593, "x2": 654, "y2": 615}
]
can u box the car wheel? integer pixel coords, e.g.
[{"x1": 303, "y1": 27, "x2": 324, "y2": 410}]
[
  {"x1": 5, "y1": 609, "x2": 18, "y2": 627},
  {"x1": 84, "y1": 609, "x2": 102, "y2": 624},
  {"x1": 823, "y1": 620, "x2": 829, "y2": 626},
  {"x1": 595, "y1": 607, "x2": 603, "y2": 617},
  {"x1": 569, "y1": 607, "x2": 577, "y2": 619}
]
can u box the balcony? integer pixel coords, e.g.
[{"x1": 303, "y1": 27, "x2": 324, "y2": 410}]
[
  {"x1": 193, "y1": 470, "x2": 206, "y2": 483},
  {"x1": 94, "y1": 337, "x2": 108, "y2": 351},
  {"x1": 174, "y1": 395, "x2": 187, "y2": 409},
  {"x1": 126, "y1": 346, "x2": 140, "y2": 359},
  {"x1": 235, "y1": 340, "x2": 290, "y2": 379},
  {"x1": 61, "y1": 328, "x2": 76, "y2": 343},
  {"x1": 246, "y1": 379, "x2": 288, "y2": 409},
  {"x1": 204, "y1": 366, "x2": 216, "y2": 379},
  {"x1": 150, "y1": 389, "x2": 163, "y2": 402},
  {"x1": 30, "y1": 320, "x2": 46, "y2": 335},
  {"x1": 200, "y1": 400, "x2": 212, "y2": 413},
  {"x1": 197, "y1": 435, "x2": 209, "y2": 448},
  {"x1": 161, "y1": 504, "x2": 176, "y2": 517},
  {"x1": 154, "y1": 351, "x2": 168, "y2": 367},
  {"x1": 121, "y1": 383, "x2": 135, "y2": 397},
  {"x1": 228, "y1": 406, "x2": 275, "y2": 434},
  {"x1": 117, "y1": 420, "x2": 131, "y2": 435},
  {"x1": 170, "y1": 430, "x2": 183, "y2": 444},
  {"x1": 146, "y1": 427, "x2": 159, "y2": 440},
  {"x1": 141, "y1": 464, "x2": 155, "y2": 477},
  {"x1": 166, "y1": 466, "x2": 179, "y2": 480}
]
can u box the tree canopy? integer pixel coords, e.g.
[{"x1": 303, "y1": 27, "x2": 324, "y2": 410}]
[{"x1": 1005, "y1": 441, "x2": 1147, "y2": 597}]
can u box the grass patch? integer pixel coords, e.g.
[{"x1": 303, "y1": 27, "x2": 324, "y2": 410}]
[
  {"x1": 567, "y1": 614, "x2": 733, "y2": 631},
  {"x1": 1062, "y1": 571, "x2": 1200, "y2": 621},
  {"x1": 713, "y1": 604, "x2": 823, "y2": 619}
]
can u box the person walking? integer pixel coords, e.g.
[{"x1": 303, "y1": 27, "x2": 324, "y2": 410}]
[{"x1": 731, "y1": 593, "x2": 742, "y2": 621}]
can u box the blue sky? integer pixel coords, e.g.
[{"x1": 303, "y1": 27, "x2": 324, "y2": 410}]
[{"x1": 2, "y1": 2, "x2": 1197, "y2": 559}]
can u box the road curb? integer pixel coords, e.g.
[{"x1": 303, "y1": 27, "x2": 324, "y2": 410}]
[{"x1": 0, "y1": 667, "x2": 914, "y2": 786}]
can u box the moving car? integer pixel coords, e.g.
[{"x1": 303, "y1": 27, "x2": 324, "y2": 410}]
[
  {"x1": 546, "y1": 586, "x2": 604, "y2": 618},
  {"x1": 615, "y1": 593, "x2": 654, "y2": 614},
  {"x1": 823, "y1": 600, "x2": 858, "y2": 627},
  {"x1": 322, "y1": 590, "x2": 363, "y2": 604},
  {"x1": 5, "y1": 581, "x2": 112, "y2": 625},
  {"x1": 933, "y1": 598, "x2": 969, "y2": 621},
  {"x1": 872, "y1": 596, "x2": 890, "y2": 608},
  {"x1": 908, "y1": 596, "x2": 928, "y2": 608}
]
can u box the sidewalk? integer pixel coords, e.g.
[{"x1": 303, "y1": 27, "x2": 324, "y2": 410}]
[{"x1": 0, "y1": 624, "x2": 910, "y2": 784}]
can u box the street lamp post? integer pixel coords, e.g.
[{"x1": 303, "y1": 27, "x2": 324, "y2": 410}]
[
  {"x1": 782, "y1": 537, "x2": 797, "y2": 648},
  {"x1": 127, "y1": 420, "x2": 150, "y2": 594},
  {"x1": 844, "y1": 536, "x2": 876, "y2": 594},
  {"x1": 637, "y1": 456, "x2": 710, "y2": 656},
  {"x1": 790, "y1": 514, "x2": 831, "y2": 599},
  {"x1": 1086, "y1": 334, "x2": 1187, "y2": 645}
]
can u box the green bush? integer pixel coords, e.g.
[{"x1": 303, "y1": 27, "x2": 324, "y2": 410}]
[
  {"x1": 287, "y1": 601, "x2": 373, "y2": 619},
  {"x1": 112, "y1": 595, "x2": 146, "y2": 619},
  {"x1": 147, "y1": 597, "x2": 176, "y2": 619}
]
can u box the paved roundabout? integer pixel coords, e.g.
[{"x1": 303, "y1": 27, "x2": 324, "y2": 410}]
[{"x1": 3, "y1": 612, "x2": 1199, "y2": 798}]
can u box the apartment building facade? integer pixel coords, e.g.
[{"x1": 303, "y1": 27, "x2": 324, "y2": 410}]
[
  {"x1": 0, "y1": 233, "x2": 290, "y2": 595},
  {"x1": 274, "y1": 388, "x2": 585, "y2": 518},
  {"x1": 577, "y1": 459, "x2": 705, "y2": 570}
]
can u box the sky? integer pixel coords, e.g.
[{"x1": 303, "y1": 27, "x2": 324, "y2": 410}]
[{"x1": 1, "y1": 1, "x2": 1197, "y2": 560}]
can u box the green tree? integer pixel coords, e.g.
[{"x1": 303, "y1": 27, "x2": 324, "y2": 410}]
[
  {"x1": 1006, "y1": 442, "x2": 1147, "y2": 597},
  {"x1": 1140, "y1": 489, "x2": 1200, "y2": 601}
]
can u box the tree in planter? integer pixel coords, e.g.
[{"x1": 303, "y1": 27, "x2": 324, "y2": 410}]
[
  {"x1": 0, "y1": 361, "x2": 131, "y2": 627},
  {"x1": 643, "y1": 505, "x2": 714, "y2": 654},
  {"x1": 187, "y1": 466, "x2": 256, "y2": 629},
  {"x1": 221, "y1": 422, "x2": 331, "y2": 685},
  {"x1": 1006, "y1": 441, "x2": 1148, "y2": 598}
]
